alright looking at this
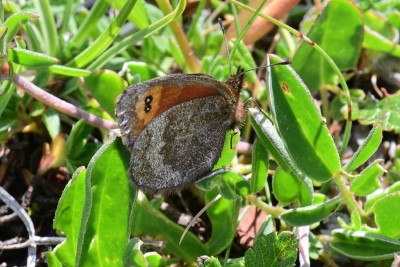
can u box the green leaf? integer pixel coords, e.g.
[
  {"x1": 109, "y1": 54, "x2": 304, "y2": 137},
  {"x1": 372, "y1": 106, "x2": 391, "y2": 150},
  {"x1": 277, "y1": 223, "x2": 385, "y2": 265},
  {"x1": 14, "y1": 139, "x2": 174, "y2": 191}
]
[
  {"x1": 351, "y1": 92, "x2": 400, "y2": 133},
  {"x1": 268, "y1": 54, "x2": 341, "y2": 183},
  {"x1": 42, "y1": 108, "x2": 60, "y2": 139},
  {"x1": 76, "y1": 136, "x2": 134, "y2": 266},
  {"x1": 249, "y1": 108, "x2": 313, "y2": 205},
  {"x1": 204, "y1": 177, "x2": 245, "y2": 255},
  {"x1": 145, "y1": 252, "x2": 166, "y2": 267},
  {"x1": 66, "y1": 0, "x2": 138, "y2": 68},
  {"x1": 197, "y1": 256, "x2": 222, "y2": 267},
  {"x1": 280, "y1": 196, "x2": 341, "y2": 226},
  {"x1": 45, "y1": 251, "x2": 62, "y2": 267},
  {"x1": 213, "y1": 130, "x2": 239, "y2": 170},
  {"x1": 350, "y1": 160, "x2": 385, "y2": 196},
  {"x1": 84, "y1": 70, "x2": 127, "y2": 117},
  {"x1": 331, "y1": 229, "x2": 400, "y2": 261},
  {"x1": 3, "y1": 12, "x2": 39, "y2": 43},
  {"x1": 363, "y1": 10, "x2": 400, "y2": 57},
  {"x1": 365, "y1": 181, "x2": 400, "y2": 213},
  {"x1": 131, "y1": 193, "x2": 208, "y2": 261},
  {"x1": 272, "y1": 167, "x2": 300, "y2": 205},
  {"x1": 123, "y1": 238, "x2": 150, "y2": 267},
  {"x1": 292, "y1": 0, "x2": 364, "y2": 92},
  {"x1": 251, "y1": 139, "x2": 269, "y2": 193},
  {"x1": 65, "y1": 120, "x2": 100, "y2": 171},
  {"x1": 49, "y1": 65, "x2": 92, "y2": 77},
  {"x1": 245, "y1": 231, "x2": 298, "y2": 267},
  {"x1": 374, "y1": 193, "x2": 400, "y2": 239},
  {"x1": 344, "y1": 125, "x2": 383, "y2": 172},
  {"x1": 124, "y1": 61, "x2": 156, "y2": 83},
  {"x1": 52, "y1": 167, "x2": 86, "y2": 267},
  {"x1": 8, "y1": 48, "x2": 60, "y2": 67},
  {"x1": 107, "y1": 0, "x2": 149, "y2": 29}
]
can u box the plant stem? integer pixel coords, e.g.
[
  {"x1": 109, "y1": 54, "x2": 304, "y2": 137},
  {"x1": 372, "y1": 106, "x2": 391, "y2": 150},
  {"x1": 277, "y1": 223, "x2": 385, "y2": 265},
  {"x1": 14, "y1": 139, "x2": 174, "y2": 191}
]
[
  {"x1": 13, "y1": 74, "x2": 117, "y2": 130},
  {"x1": 156, "y1": 0, "x2": 200, "y2": 73}
]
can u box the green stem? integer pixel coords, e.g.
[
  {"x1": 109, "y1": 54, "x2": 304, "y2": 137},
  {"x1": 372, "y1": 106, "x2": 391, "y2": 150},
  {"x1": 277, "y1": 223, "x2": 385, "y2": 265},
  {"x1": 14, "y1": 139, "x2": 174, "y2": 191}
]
[{"x1": 247, "y1": 195, "x2": 283, "y2": 217}]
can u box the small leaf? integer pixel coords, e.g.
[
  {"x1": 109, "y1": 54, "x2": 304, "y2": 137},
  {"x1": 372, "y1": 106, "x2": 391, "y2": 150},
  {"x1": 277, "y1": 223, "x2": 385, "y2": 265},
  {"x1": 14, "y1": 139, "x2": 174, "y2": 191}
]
[
  {"x1": 365, "y1": 181, "x2": 400, "y2": 212},
  {"x1": 268, "y1": 54, "x2": 341, "y2": 183},
  {"x1": 280, "y1": 196, "x2": 341, "y2": 226},
  {"x1": 249, "y1": 108, "x2": 313, "y2": 205},
  {"x1": 52, "y1": 167, "x2": 86, "y2": 267},
  {"x1": 8, "y1": 48, "x2": 60, "y2": 67},
  {"x1": 42, "y1": 108, "x2": 60, "y2": 139},
  {"x1": 245, "y1": 231, "x2": 298, "y2": 267},
  {"x1": 363, "y1": 10, "x2": 400, "y2": 57},
  {"x1": 331, "y1": 229, "x2": 400, "y2": 261},
  {"x1": 350, "y1": 160, "x2": 385, "y2": 196},
  {"x1": 251, "y1": 139, "x2": 269, "y2": 193},
  {"x1": 351, "y1": 93, "x2": 400, "y2": 133},
  {"x1": 4, "y1": 12, "x2": 39, "y2": 43},
  {"x1": 344, "y1": 125, "x2": 383, "y2": 172},
  {"x1": 49, "y1": 65, "x2": 91, "y2": 77},
  {"x1": 374, "y1": 193, "x2": 400, "y2": 239},
  {"x1": 123, "y1": 238, "x2": 149, "y2": 267},
  {"x1": 84, "y1": 70, "x2": 127, "y2": 117},
  {"x1": 272, "y1": 168, "x2": 300, "y2": 205},
  {"x1": 292, "y1": 0, "x2": 364, "y2": 92}
]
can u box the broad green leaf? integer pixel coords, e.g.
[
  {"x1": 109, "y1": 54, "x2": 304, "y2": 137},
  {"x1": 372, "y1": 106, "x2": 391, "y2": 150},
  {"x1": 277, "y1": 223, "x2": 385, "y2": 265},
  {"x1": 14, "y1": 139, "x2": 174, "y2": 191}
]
[
  {"x1": 244, "y1": 231, "x2": 298, "y2": 267},
  {"x1": 280, "y1": 196, "x2": 341, "y2": 226},
  {"x1": 251, "y1": 139, "x2": 269, "y2": 193},
  {"x1": 350, "y1": 160, "x2": 385, "y2": 196},
  {"x1": 249, "y1": 108, "x2": 313, "y2": 205},
  {"x1": 363, "y1": 10, "x2": 400, "y2": 57},
  {"x1": 268, "y1": 54, "x2": 340, "y2": 183},
  {"x1": 8, "y1": 48, "x2": 60, "y2": 67},
  {"x1": 365, "y1": 181, "x2": 400, "y2": 212},
  {"x1": 42, "y1": 108, "x2": 60, "y2": 139},
  {"x1": 351, "y1": 92, "x2": 400, "y2": 133},
  {"x1": 344, "y1": 125, "x2": 383, "y2": 172},
  {"x1": 77, "y1": 136, "x2": 133, "y2": 266},
  {"x1": 272, "y1": 167, "x2": 300, "y2": 205},
  {"x1": 131, "y1": 193, "x2": 208, "y2": 261},
  {"x1": 52, "y1": 167, "x2": 86, "y2": 267},
  {"x1": 374, "y1": 193, "x2": 400, "y2": 239},
  {"x1": 292, "y1": 0, "x2": 363, "y2": 93},
  {"x1": 331, "y1": 229, "x2": 400, "y2": 261},
  {"x1": 3, "y1": 12, "x2": 39, "y2": 43},
  {"x1": 84, "y1": 70, "x2": 127, "y2": 117},
  {"x1": 205, "y1": 180, "x2": 243, "y2": 255}
]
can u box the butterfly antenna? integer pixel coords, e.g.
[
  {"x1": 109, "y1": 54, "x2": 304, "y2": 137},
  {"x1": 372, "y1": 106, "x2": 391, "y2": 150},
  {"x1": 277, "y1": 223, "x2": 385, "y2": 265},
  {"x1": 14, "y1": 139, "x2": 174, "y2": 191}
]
[
  {"x1": 240, "y1": 61, "x2": 292, "y2": 76},
  {"x1": 218, "y1": 18, "x2": 232, "y2": 76}
]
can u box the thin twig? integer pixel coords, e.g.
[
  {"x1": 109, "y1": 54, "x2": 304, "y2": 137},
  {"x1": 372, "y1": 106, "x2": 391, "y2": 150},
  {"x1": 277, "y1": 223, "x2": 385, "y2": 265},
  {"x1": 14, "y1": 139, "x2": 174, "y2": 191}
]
[
  {"x1": 13, "y1": 74, "x2": 117, "y2": 131},
  {"x1": 0, "y1": 186, "x2": 36, "y2": 267}
]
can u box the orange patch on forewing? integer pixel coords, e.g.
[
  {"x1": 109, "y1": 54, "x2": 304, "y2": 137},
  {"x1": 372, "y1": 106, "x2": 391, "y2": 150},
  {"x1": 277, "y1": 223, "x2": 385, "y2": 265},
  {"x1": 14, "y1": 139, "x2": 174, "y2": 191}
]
[
  {"x1": 133, "y1": 84, "x2": 220, "y2": 135},
  {"x1": 282, "y1": 82, "x2": 290, "y2": 93}
]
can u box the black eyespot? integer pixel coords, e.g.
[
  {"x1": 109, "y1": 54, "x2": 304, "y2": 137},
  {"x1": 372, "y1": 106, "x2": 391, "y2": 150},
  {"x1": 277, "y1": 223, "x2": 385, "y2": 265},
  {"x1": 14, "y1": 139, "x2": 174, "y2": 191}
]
[
  {"x1": 145, "y1": 95, "x2": 153, "y2": 104},
  {"x1": 144, "y1": 104, "x2": 151, "y2": 113}
]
